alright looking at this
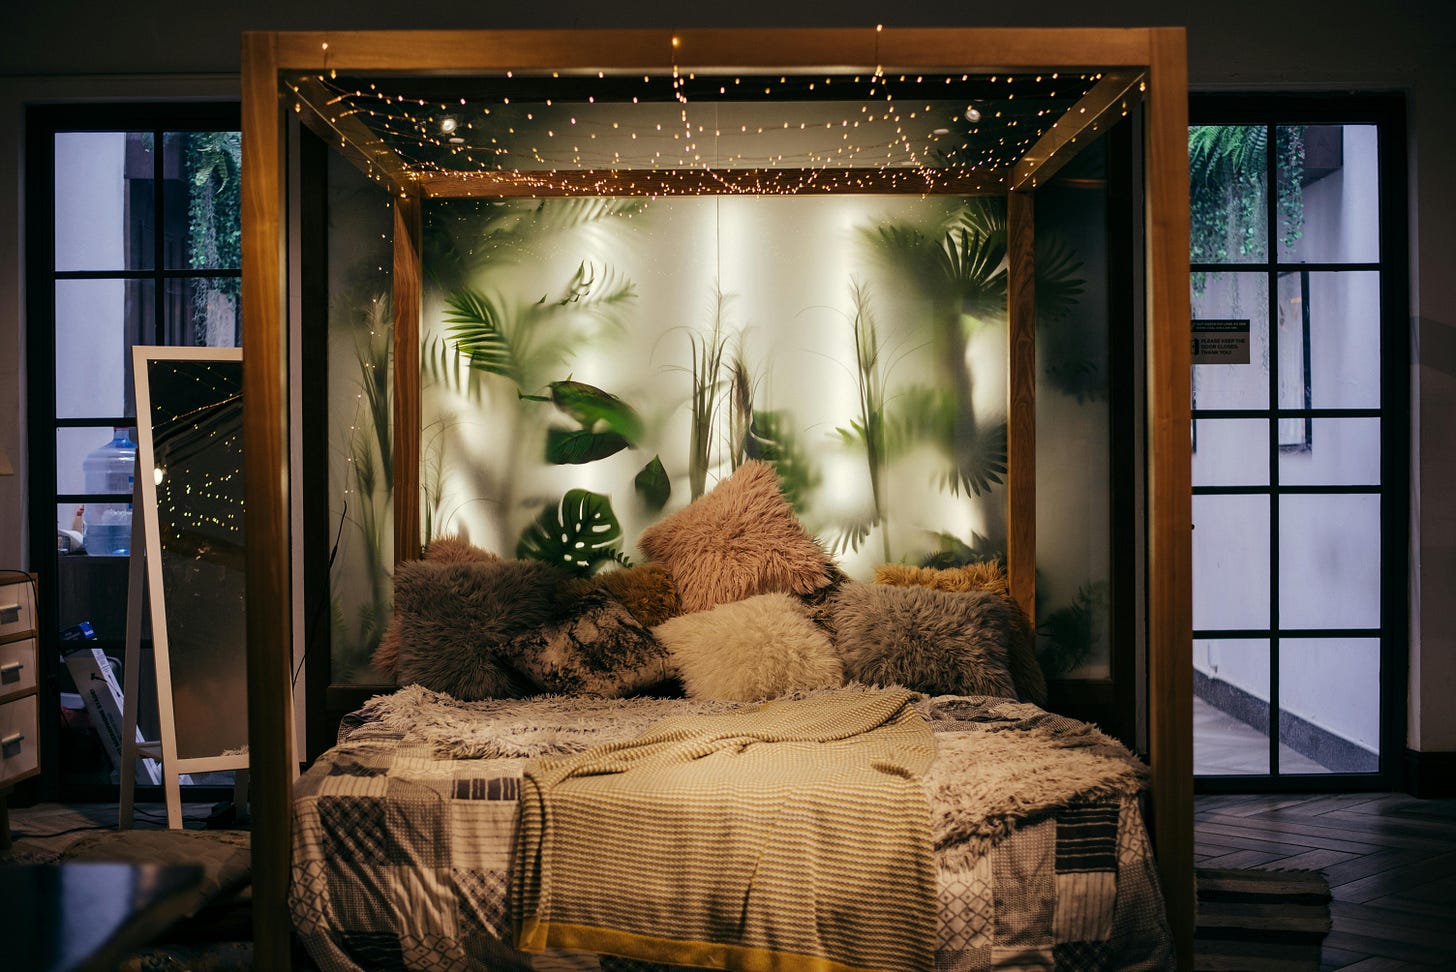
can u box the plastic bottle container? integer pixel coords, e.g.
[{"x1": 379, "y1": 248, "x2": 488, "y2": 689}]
[{"x1": 82, "y1": 427, "x2": 137, "y2": 556}]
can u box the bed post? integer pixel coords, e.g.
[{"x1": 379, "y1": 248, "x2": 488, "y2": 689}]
[
  {"x1": 394, "y1": 194, "x2": 423, "y2": 563},
  {"x1": 241, "y1": 30, "x2": 296, "y2": 972},
  {"x1": 1006, "y1": 190, "x2": 1036, "y2": 621},
  {"x1": 1143, "y1": 27, "x2": 1194, "y2": 970}
]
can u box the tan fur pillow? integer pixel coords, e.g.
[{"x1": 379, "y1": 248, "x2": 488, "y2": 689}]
[
  {"x1": 873, "y1": 562, "x2": 1045, "y2": 706},
  {"x1": 830, "y1": 581, "x2": 1018, "y2": 700},
  {"x1": 652, "y1": 593, "x2": 843, "y2": 701},
  {"x1": 638, "y1": 460, "x2": 835, "y2": 613},
  {"x1": 554, "y1": 563, "x2": 681, "y2": 628}
]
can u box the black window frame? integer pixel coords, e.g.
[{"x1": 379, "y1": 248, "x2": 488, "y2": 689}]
[
  {"x1": 26, "y1": 102, "x2": 242, "y2": 803},
  {"x1": 1190, "y1": 93, "x2": 1409, "y2": 793}
]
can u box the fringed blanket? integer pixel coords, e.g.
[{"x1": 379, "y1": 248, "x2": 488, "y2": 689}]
[{"x1": 511, "y1": 689, "x2": 937, "y2": 972}]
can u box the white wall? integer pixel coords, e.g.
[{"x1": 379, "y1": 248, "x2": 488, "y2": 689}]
[{"x1": 2, "y1": 0, "x2": 1453, "y2": 752}]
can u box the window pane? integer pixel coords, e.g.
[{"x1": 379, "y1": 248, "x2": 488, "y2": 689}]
[
  {"x1": 1189, "y1": 124, "x2": 1268, "y2": 264},
  {"x1": 1279, "y1": 418, "x2": 1381, "y2": 485},
  {"x1": 1192, "y1": 271, "x2": 1269, "y2": 409},
  {"x1": 1278, "y1": 638, "x2": 1380, "y2": 774},
  {"x1": 1192, "y1": 418, "x2": 1268, "y2": 486},
  {"x1": 1274, "y1": 270, "x2": 1380, "y2": 410},
  {"x1": 164, "y1": 276, "x2": 240, "y2": 348},
  {"x1": 56, "y1": 278, "x2": 152, "y2": 419},
  {"x1": 55, "y1": 132, "x2": 154, "y2": 271},
  {"x1": 56, "y1": 426, "x2": 136, "y2": 495},
  {"x1": 163, "y1": 131, "x2": 241, "y2": 271},
  {"x1": 1194, "y1": 494, "x2": 1270, "y2": 631},
  {"x1": 1278, "y1": 125, "x2": 1380, "y2": 264},
  {"x1": 1279, "y1": 493, "x2": 1380, "y2": 629},
  {"x1": 1194, "y1": 638, "x2": 1270, "y2": 775}
]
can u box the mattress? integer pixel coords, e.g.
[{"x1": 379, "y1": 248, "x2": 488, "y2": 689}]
[{"x1": 290, "y1": 690, "x2": 1172, "y2": 971}]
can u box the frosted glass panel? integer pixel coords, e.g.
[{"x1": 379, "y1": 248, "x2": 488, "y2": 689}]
[
  {"x1": 1035, "y1": 171, "x2": 1111, "y2": 678},
  {"x1": 1278, "y1": 638, "x2": 1379, "y2": 774},
  {"x1": 1279, "y1": 418, "x2": 1380, "y2": 486},
  {"x1": 1279, "y1": 494, "x2": 1380, "y2": 630},
  {"x1": 1192, "y1": 272, "x2": 1269, "y2": 410},
  {"x1": 327, "y1": 151, "x2": 395, "y2": 683},
  {"x1": 1192, "y1": 418, "x2": 1268, "y2": 487},
  {"x1": 1193, "y1": 494, "x2": 1269, "y2": 631},
  {"x1": 421, "y1": 194, "x2": 1013, "y2": 581}
]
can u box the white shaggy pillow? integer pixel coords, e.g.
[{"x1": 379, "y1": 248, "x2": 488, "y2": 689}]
[{"x1": 652, "y1": 593, "x2": 843, "y2": 701}]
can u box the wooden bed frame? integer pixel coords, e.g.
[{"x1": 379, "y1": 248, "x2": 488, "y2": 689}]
[{"x1": 240, "y1": 27, "x2": 1191, "y2": 969}]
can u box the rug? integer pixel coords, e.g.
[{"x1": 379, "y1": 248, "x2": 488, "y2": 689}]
[{"x1": 1195, "y1": 867, "x2": 1332, "y2": 971}]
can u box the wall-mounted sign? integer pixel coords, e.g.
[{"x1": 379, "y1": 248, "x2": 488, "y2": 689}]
[{"x1": 1192, "y1": 319, "x2": 1250, "y2": 365}]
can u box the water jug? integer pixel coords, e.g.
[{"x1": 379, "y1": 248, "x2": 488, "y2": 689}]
[{"x1": 82, "y1": 427, "x2": 136, "y2": 556}]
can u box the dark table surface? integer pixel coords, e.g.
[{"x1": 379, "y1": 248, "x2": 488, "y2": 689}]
[{"x1": 0, "y1": 861, "x2": 207, "y2": 972}]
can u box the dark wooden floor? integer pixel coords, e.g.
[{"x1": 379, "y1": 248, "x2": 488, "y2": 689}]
[{"x1": 1196, "y1": 792, "x2": 1456, "y2": 970}]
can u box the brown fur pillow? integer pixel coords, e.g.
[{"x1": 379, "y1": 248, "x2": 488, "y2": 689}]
[
  {"x1": 830, "y1": 581, "x2": 1019, "y2": 700},
  {"x1": 370, "y1": 535, "x2": 502, "y2": 680},
  {"x1": 508, "y1": 590, "x2": 676, "y2": 697},
  {"x1": 554, "y1": 563, "x2": 681, "y2": 628},
  {"x1": 653, "y1": 593, "x2": 843, "y2": 701},
  {"x1": 873, "y1": 562, "x2": 1045, "y2": 706},
  {"x1": 391, "y1": 559, "x2": 564, "y2": 700},
  {"x1": 638, "y1": 460, "x2": 835, "y2": 613}
]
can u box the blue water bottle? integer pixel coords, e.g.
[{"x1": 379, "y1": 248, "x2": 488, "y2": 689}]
[{"x1": 81, "y1": 427, "x2": 136, "y2": 556}]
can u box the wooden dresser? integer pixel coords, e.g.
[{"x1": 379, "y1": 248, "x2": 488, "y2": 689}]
[{"x1": 0, "y1": 573, "x2": 39, "y2": 850}]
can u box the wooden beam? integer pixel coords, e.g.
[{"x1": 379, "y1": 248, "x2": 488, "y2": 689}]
[
  {"x1": 240, "y1": 30, "x2": 294, "y2": 972},
  {"x1": 1143, "y1": 27, "x2": 1194, "y2": 971},
  {"x1": 1006, "y1": 190, "x2": 1036, "y2": 622},
  {"x1": 289, "y1": 75, "x2": 412, "y2": 198},
  {"x1": 875, "y1": 27, "x2": 1152, "y2": 72},
  {"x1": 393, "y1": 195, "x2": 422, "y2": 564},
  {"x1": 411, "y1": 166, "x2": 1009, "y2": 198},
  {"x1": 1010, "y1": 70, "x2": 1145, "y2": 191}
]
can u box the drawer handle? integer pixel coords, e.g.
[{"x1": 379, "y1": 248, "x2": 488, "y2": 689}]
[
  {"x1": 0, "y1": 604, "x2": 19, "y2": 624},
  {"x1": 1, "y1": 731, "x2": 22, "y2": 755},
  {"x1": 0, "y1": 661, "x2": 21, "y2": 682}
]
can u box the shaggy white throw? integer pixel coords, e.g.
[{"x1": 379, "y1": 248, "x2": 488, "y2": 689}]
[{"x1": 353, "y1": 685, "x2": 1147, "y2": 857}]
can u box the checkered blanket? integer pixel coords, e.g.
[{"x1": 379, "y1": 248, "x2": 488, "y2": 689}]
[{"x1": 290, "y1": 693, "x2": 1173, "y2": 972}]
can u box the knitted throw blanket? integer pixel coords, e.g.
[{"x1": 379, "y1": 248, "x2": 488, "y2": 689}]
[{"x1": 510, "y1": 687, "x2": 937, "y2": 972}]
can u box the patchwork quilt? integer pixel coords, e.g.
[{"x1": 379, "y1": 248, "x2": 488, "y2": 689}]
[{"x1": 290, "y1": 692, "x2": 1173, "y2": 972}]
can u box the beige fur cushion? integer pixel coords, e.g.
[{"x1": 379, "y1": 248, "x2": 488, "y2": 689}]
[
  {"x1": 830, "y1": 581, "x2": 1019, "y2": 700},
  {"x1": 638, "y1": 460, "x2": 835, "y2": 613},
  {"x1": 652, "y1": 593, "x2": 843, "y2": 701},
  {"x1": 872, "y1": 562, "x2": 1045, "y2": 706}
]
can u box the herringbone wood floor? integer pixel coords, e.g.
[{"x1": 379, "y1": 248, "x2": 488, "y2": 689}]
[{"x1": 1196, "y1": 793, "x2": 1456, "y2": 970}]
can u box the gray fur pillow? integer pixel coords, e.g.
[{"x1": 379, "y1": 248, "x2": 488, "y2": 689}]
[
  {"x1": 829, "y1": 581, "x2": 1019, "y2": 699},
  {"x1": 392, "y1": 559, "x2": 563, "y2": 700},
  {"x1": 507, "y1": 590, "x2": 676, "y2": 698}
]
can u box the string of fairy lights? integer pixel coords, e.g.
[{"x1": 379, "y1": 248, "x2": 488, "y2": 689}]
[{"x1": 286, "y1": 61, "x2": 1106, "y2": 196}]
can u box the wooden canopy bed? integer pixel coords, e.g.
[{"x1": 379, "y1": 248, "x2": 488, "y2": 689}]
[{"x1": 240, "y1": 26, "x2": 1191, "y2": 970}]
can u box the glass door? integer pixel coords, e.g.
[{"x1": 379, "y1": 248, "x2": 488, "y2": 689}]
[{"x1": 1189, "y1": 97, "x2": 1407, "y2": 788}]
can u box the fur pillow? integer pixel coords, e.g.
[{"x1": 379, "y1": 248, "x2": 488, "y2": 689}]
[
  {"x1": 370, "y1": 536, "x2": 501, "y2": 679},
  {"x1": 830, "y1": 582, "x2": 1019, "y2": 700},
  {"x1": 508, "y1": 590, "x2": 676, "y2": 697},
  {"x1": 638, "y1": 460, "x2": 835, "y2": 613},
  {"x1": 872, "y1": 562, "x2": 1045, "y2": 706},
  {"x1": 652, "y1": 593, "x2": 843, "y2": 701},
  {"x1": 554, "y1": 563, "x2": 681, "y2": 628},
  {"x1": 392, "y1": 559, "x2": 564, "y2": 700}
]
